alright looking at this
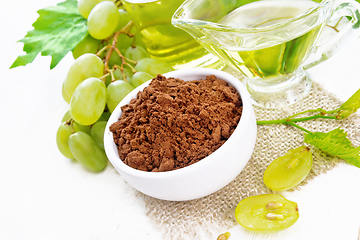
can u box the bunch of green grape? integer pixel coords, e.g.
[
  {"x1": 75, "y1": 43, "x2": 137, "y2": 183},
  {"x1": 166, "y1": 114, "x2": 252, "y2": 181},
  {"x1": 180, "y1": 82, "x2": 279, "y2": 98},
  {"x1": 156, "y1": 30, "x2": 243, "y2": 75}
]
[{"x1": 57, "y1": 0, "x2": 174, "y2": 172}]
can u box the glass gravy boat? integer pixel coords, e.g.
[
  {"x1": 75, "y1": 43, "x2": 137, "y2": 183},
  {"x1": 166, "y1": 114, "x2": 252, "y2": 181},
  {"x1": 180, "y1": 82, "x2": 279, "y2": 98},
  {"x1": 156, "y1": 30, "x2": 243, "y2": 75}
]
[{"x1": 172, "y1": 0, "x2": 360, "y2": 108}]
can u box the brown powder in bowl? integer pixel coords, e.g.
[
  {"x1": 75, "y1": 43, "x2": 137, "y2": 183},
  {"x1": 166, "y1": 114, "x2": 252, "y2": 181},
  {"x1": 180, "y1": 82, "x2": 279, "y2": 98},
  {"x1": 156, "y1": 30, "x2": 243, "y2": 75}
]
[{"x1": 109, "y1": 74, "x2": 243, "y2": 172}]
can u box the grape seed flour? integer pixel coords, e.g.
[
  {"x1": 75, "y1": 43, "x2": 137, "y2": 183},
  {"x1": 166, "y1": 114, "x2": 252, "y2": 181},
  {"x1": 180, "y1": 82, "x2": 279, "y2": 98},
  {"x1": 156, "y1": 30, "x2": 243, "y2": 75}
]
[{"x1": 110, "y1": 74, "x2": 243, "y2": 172}]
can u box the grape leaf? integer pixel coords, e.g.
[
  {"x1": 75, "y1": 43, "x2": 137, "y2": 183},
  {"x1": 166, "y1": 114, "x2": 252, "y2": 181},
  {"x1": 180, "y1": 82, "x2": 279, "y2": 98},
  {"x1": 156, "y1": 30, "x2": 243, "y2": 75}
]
[
  {"x1": 11, "y1": 0, "x2": 87, "y2": 69},
  {"x1": 304, "y1": 128, "x2": 360, "y2": 168},
  {"x1": 336, "y1": 88, "x2": 360, "y2": 119}
]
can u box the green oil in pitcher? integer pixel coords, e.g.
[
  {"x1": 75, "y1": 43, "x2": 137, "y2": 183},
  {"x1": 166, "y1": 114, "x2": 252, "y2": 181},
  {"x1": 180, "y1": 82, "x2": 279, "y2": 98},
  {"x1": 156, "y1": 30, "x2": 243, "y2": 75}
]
[
  {"x1": 121, "y1": 0, "x2": 220, "y2": 68},
  {"x1": 172, "y1": 0, "x2": 360, "y2": 108},
  {"x1": 212, "y1": 1, "x2": 325, "y2": 80}
]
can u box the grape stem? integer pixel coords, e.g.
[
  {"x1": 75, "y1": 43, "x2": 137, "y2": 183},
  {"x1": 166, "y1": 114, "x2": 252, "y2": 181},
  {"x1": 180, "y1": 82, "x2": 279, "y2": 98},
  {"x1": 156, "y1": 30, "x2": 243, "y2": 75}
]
[
  {"x1": 112, "y1": 63, "x2": 133, "y2": 83},
  {"x1": 326, "y1": 16, "x2": 343, "y2": 33},
  {"x1": 97, "y1": 45, "x2": 110, "y2": 57},
  {"x1": 114, "y1": 0, "x2": 122, "y2": 8},
  {"x1": 66, "y1": 119, "x2": 76, "y2": 134},
  {"x1": 103, "y1": 21, "x2": 135, "y2": 82},
  {"x1": 257, "y1": 108, "x2": 338, "y2": 133},
  {"x1": 114, "y1": 47, "x2": 137, "y2": 65},
  {"x1": 113, "y1": 47, "x2": 137, "y2": 70},
  {"x1": 286, "y1": 122, "x2": 312, "y2": 134},
  {"x1": 109, "y1": 69, "x2": 116, "y2": 82},
  {"x1": 99, "y1": 72, "x2": 110, "y2": 81}
]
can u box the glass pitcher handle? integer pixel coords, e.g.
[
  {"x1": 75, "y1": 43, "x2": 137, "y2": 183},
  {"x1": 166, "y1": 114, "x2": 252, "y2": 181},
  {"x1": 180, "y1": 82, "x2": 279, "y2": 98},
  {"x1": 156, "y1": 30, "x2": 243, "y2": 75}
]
[{"x1": 303, "y1": 0, "x2": 360, "y2": 70}]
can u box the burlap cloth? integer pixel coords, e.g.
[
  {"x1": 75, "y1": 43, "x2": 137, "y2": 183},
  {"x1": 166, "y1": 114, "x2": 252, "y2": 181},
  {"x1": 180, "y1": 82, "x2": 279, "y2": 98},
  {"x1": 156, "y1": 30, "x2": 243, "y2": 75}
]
[{"x1": 138, "y1": 76, "x2": 360, "y2": 239}]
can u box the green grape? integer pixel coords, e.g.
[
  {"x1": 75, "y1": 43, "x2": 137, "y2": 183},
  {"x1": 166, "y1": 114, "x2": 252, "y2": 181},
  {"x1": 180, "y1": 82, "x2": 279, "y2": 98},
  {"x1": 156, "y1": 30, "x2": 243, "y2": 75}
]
[
  {"x1": 105, "y1": 74, "x2": 112, "y2": 87},
  {"x1": 56, "y1": 123, "x2": 74, "y2": 159},
  {"x1": 129, "y1": 72, "x2": 153, "y2": 88},
  {"x1": 111, "y1": 68, "x2": 127, "y2": 80},
  {"x1": 134, "y1": 58, "x2": 173, "y2": 76},
  {"x1": 115, "y1": 17, "x2": 136, "y2": 51},
  {"x1": 61, "y1": 111, "x2": 91, "y2": 135},
  {"x1": 107, "y1": 50, "x2": 123, "y2": 68},
  {"x1": 61, "y1": 111, "x2": 72, "y2": 123},
  {"x1": 90, "y1": 121, "x2": 107, "y2": 150},
  {"x1": 116, "y1": 33, "x2": 133, "y2": 51},
  {"x1": 235, "y1": 194, "x2": 299, "y2": 233},
  {"x1": 133, "y1": 31, "x2": 146, "y2": 49},
  {"x1": 77, "y1": 0, "x2": 108, "y2": 19},
  {"x1": 124, "y1": 46, "x2": 150, "y2": 62},
  {"x1": 68, "y1": 132, "x2": 107, "y2": 172},
  {"x1": 115, "y1": 9, "x2": 131, "y2": 32},
  {"x1": 105, "y1": 67, "x2": 133, "y2": 85},
  {"x1": 106, "y1": 80, "x2": 134, "y2": 112},
  {"x1": 72, "y1": 34, "x2": 101, "y2": 59},
  {"x1": 64, "y1": 53, "x2": 104, "y2": 97},
  {"x1": 118, "y1": 67, "x2": 133, "y2": 80},
  {"x1": 113, "y1": 67, "x2": 133, "y2": 81},
  {"x1": 73, "y1": 121, "x2": 91, "y2": 135},
  {"x1": 70, "y1": 77, "x2": 107, "y2": 126},
  {"x1": 98, "y1": 110, "x2": 111, "y2": 121},
  {"x1": 113, "y1": 68, "x2": 123, "y2": 80},
  {"x1": 88, "y1": 1, "x2": 120, "y2": 40},
  {"x1": 106, "y1": 47, "x2": 134, "y2": 69},
  {"x1": 62, "y1": 82, "x2": 71, "y2": 104},
  {"x1": 263, "y1": 146, "x2": 313, "y2": 191}
]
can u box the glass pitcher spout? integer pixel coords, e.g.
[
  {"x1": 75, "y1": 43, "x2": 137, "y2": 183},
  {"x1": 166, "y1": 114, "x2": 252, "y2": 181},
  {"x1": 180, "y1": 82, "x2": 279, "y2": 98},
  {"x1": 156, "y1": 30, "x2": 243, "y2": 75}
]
[
  {"x1": 172, "y1": 0, "x2": 332, "y2": 68},
  {"x1": 172, "y1": 0, "x2": 360, "y2": 108},
  {"x1": 172, "y1": 0, "x2": 234, "y2": 45}
]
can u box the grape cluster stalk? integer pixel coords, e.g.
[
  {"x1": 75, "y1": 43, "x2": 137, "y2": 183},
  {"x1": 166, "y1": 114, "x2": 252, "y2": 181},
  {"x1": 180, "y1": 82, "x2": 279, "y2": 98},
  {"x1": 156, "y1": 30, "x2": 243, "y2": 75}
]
[{"x1": 57, "y1": 0, "x2": 174, "y2": 172}]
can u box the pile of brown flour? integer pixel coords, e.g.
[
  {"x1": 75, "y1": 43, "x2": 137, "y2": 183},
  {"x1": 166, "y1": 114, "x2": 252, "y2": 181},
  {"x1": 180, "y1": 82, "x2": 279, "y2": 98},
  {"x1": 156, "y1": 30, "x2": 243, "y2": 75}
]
[{"x1": 109, "y1": 74, "x2": 242, "y2": 172}]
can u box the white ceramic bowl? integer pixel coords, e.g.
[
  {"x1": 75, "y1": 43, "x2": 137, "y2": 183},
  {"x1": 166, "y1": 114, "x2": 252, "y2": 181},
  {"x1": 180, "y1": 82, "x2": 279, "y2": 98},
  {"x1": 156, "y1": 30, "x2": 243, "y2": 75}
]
[{"x1": 104, "y1": 68, "x2": 257, "y2": 201}]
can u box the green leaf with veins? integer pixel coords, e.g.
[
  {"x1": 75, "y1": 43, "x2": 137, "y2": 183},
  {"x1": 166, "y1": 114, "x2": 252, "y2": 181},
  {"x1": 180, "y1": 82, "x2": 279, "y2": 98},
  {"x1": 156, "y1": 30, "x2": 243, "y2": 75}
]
[
  {"x1": 336, "y1": 88, "x2": 360, "y2": 119},
  {"x1": 11, "y1": 0, "x2": 88, "y2": 69},
  {"x1": 304, "y1": 128, "x2": 360, "y2": 168}
]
